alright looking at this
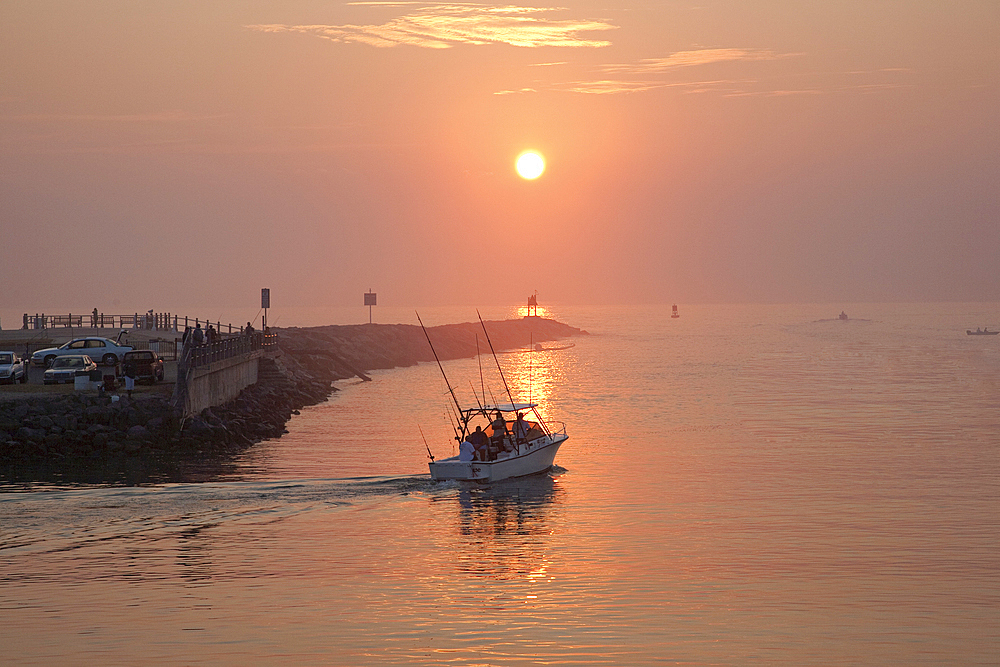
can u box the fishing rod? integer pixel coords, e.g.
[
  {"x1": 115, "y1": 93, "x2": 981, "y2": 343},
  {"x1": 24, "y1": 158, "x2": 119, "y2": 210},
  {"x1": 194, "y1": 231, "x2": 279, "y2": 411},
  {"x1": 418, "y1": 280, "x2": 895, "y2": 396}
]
[
  {"x1": 469, "y1": 380, "x2": 486, "y2": 413},
  {"x1": 416, "y1": 311, "x2": 465, "y2": 423},
  {"x1": 418, "y1": 424, "x2": 434, "y2": 462},
  {"x1": 477, "y1": 334, "x2": 486, "y2": 411},
  {"x1": 477, "y1": 310, "x2": 517, "y2": 409},
  {"x1": 446, "y1": 407, "x2": 462, "y2": 444},
  {"x1": 529, "y1": 332, "x2": 533, "y2": 405}
]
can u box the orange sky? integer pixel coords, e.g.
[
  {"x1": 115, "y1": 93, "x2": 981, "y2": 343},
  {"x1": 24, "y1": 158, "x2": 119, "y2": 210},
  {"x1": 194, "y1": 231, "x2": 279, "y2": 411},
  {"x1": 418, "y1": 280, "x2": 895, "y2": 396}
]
[{"x1": 2, "y1": 1, "x2": 998, "y2": 314}]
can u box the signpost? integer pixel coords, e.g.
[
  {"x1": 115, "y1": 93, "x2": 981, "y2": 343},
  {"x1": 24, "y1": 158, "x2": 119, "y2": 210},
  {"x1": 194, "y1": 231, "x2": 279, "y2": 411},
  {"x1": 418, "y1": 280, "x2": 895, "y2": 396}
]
[
  {"x1": 364, "y1": 290, "x2": 377, "y2": 324},
  {"x1": 261, "y1": 288, "x2": 270, "y2": 330}
]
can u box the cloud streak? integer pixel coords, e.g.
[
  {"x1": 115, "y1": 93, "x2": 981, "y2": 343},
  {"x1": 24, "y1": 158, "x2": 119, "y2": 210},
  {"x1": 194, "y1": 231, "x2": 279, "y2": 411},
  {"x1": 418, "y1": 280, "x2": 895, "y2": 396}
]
[
  {"x1": 601, "y1": 48, "x2": 791, "y2": 74},
  {"x1": 248, "y1": 4, "x2": 616, "y2": 49},
  {"x1": 535, "y1": 48, "x2": 808, "y2": 95}
]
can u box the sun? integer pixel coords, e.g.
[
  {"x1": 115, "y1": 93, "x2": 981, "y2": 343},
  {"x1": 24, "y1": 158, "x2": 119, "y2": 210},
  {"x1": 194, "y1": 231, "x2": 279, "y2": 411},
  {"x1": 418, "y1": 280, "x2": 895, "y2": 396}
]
[{"x1": 516, "y1": 151, "x2": 545, "y2": 180}]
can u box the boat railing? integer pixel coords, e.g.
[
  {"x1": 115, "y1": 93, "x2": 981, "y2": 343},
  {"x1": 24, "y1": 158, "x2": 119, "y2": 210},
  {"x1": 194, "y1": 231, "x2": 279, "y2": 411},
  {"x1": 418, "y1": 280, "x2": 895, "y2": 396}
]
[{"x1": 548, "y1": 420, "x2": 567, "y2": 438}]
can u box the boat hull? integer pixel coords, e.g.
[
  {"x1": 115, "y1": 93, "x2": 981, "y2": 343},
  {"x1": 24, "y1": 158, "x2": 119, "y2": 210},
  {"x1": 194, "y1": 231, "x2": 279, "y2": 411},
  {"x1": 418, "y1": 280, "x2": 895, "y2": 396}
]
[{"x1": 429, "y1": 435, "x2": 567, "y2": 483}]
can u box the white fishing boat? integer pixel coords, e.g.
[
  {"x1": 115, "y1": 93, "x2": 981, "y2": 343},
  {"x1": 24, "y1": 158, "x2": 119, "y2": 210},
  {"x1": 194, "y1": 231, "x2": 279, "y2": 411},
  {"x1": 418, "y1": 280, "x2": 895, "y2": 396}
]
[
  {"x1": 429, "y1": 402, "x2": 568, "y2": 482},
  {"x1": 418, "y1": 311, "x2": 569, "y2": 483}
]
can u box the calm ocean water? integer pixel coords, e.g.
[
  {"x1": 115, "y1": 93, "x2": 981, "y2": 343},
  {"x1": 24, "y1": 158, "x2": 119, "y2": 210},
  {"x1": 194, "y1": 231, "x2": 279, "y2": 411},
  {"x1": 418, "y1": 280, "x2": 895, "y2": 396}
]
[{"x1": 2, "y1": 303, "x2": 998, "y2": 665}]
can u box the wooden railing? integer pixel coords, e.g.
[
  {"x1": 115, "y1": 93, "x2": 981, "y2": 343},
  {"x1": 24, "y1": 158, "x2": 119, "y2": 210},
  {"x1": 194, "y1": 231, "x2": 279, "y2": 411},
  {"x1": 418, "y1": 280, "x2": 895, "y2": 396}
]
[
  {"x1": 22, "y1": 312, "x2": 246, "y2": 334},
  {"x1": 185, "y1": 332, "x2": 277, "y2": 369}
]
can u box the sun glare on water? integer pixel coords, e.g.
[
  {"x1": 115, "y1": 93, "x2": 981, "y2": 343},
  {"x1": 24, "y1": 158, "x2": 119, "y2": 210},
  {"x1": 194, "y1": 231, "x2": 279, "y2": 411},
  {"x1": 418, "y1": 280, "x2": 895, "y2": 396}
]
[{"x1": 516, "y1": 151, "x2": 545, "y2": 180}]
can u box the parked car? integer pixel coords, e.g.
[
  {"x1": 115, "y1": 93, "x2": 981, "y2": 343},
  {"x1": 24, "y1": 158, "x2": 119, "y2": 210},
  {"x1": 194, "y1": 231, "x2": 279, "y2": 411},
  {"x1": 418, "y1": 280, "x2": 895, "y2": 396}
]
[
  {"x1": 32, "y1": 333, "x2": 133, "y2": 368},
  {"x1": 123, "y1": 350, "x2": 164, "y2": 384},
  {"x1": 0, "y1": 351, "x2": 27, "y2": 384},
  {"x1": 43, "y1": 355, "x2": 98, "y2": 385}
]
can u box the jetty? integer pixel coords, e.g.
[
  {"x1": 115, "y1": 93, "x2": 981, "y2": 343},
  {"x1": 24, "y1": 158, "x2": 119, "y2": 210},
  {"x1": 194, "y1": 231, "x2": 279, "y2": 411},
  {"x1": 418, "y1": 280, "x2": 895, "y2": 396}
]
[{"x1": 0, "y1": 316, "x2": 586, "y2": 482}]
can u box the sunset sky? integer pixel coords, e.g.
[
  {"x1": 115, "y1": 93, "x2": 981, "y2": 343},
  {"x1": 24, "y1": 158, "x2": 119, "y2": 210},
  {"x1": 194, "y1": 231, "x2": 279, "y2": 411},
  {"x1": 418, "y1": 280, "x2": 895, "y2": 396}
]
[{"x1": 2, "y1": 1, "x2": 998, "y2": 316}]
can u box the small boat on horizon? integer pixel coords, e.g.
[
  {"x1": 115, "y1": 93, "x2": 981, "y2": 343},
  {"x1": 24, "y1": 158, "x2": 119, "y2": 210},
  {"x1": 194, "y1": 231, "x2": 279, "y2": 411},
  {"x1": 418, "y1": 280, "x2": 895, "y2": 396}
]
[
  {"x1": 671, "y1": 304, "x2": 679, "y2": 319},
  {"x1": 967, "y1": 328, "x2": 999, "y2": 335}
]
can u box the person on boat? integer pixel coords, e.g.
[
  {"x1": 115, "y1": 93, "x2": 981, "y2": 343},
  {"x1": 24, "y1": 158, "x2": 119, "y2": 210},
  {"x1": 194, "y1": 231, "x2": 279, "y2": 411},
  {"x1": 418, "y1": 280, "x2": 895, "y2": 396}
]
[
  {"x1": 490, "y1": 411, "x2": 508, "y2": 460},
  {"x1": 513, "y1": 412, "x2": 530, "y2": 446},
  {"x1": 468, "y1": 425, "x2": 489, "y2": 461},
  {"x1": 458, "y1": 438, "x2": 475, "y2": 462}
]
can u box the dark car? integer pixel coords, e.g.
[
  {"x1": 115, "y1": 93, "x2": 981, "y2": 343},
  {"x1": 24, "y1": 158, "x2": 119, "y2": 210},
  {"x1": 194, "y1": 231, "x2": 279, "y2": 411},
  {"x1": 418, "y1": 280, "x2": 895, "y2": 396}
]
[
  {"x1": 122, "y1": 350, "x2": 164, "y2": 384},
  {"x1": 43, "y1": 355, "x2": 98, "y2": 384}
]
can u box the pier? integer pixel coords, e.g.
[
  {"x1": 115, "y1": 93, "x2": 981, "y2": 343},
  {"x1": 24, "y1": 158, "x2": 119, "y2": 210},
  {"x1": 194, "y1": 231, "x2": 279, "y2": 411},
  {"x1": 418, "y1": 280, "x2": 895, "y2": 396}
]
[
  {"x1": 1, "y1": 315, "x2": 586, "y2": 482},
  {"x1": 0, "y1": 312, "x2": 277, "y2": 418},
  {"x1": 173, "y1": 331, "x2": 276, "y2": 417}
]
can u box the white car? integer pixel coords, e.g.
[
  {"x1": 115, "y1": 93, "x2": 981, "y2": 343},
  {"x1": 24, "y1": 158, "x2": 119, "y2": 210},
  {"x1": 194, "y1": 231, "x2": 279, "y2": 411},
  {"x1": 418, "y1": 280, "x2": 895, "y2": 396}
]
[
  {"x1": 43, "y1": 355, "x2": 98, "y2": 384},
  {"x1": 32, "y1": 334, "x2": 133, "y2": 367},
  {"x1": 0, "y1": 351, "x2": 27, "y2": 384}
]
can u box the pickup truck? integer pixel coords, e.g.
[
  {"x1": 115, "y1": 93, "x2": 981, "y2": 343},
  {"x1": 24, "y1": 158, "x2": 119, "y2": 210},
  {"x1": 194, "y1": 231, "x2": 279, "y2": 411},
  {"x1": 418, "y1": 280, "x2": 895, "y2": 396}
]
[
  {"x1": 0, "y1": 351, "x2": 28, "y2": 384},
  {"x1": 122, "y1": 350, "x2": 165, "y2": 383}
]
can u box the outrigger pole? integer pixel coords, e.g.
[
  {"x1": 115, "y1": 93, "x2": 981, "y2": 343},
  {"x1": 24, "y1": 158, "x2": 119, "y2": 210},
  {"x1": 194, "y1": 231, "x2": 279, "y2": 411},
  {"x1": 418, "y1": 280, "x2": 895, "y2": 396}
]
[
  {"x1": 477, "y1": 310, "x2": 517, "y2": 409},
  {"x1": 477, "y1": 334, "x2": 486, "y2": 409},
  {"x1": 418, "y1": 424, "x2": 434, "y2": 462},
  {"x1": 416, "y1": 312, "x2": 465, "y2": 426}
]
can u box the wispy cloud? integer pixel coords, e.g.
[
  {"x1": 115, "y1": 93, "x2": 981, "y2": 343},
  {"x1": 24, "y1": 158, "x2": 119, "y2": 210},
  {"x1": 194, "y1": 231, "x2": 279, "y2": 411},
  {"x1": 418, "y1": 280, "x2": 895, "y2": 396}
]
[
  {"x1": 531, "y1": 48, "x2": 804, "y2": 95},
  {"x1": 552, "y1": 80, "x2": 669, "y2": 95},
  {"x1": 248, "y1": 4, "x2": 616, "y2": 49},
  {"x1": 601, "y1": 48, "x2": 791, "y2": 74},
  {"x1": 544, "y1": 78, "x2": 753, "y2": 95}
]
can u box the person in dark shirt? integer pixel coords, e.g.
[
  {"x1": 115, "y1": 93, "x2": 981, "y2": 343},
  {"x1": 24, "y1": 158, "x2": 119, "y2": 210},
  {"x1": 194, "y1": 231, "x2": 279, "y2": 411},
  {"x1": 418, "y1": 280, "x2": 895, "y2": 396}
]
[{"x1": 468, "y1": 425, "x2": 489, "y2": 461}]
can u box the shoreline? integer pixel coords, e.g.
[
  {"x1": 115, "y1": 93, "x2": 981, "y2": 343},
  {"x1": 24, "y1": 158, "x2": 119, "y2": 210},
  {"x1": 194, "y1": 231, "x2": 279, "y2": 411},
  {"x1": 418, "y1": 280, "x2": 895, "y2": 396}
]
[{"x1": 0, "y1": 317, "x2": 586, "y2": 485}]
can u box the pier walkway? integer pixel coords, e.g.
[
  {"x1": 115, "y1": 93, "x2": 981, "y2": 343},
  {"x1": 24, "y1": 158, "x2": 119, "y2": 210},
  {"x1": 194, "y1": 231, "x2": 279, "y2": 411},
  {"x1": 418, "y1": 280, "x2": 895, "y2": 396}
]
[{"x1": 173, "y1": 332, "x2": 277, "y2": 417}]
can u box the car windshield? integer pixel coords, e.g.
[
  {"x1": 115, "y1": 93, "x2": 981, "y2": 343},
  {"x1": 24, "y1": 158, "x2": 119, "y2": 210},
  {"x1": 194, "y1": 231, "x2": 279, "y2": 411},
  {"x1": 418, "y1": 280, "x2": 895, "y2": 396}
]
[
  {"x1": 0, "y1": 354, "x2": 12, "y2": 364},
  {"x1": 53, "y1": 358, "x2": 83, "y2": 368}
]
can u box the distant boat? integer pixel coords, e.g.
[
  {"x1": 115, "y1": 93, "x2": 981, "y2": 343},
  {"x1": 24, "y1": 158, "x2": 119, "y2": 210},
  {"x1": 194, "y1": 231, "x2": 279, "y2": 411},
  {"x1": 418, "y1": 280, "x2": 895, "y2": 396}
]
[
  {"x1": 967, "y1": 328, "x2": 999, "y2": 336},
  {"x1": 839, "y1": 311, "x2": 849, "y2": 320},
  {"x1": 671, "y1": 304, "x2": 679, "y2": 319}
]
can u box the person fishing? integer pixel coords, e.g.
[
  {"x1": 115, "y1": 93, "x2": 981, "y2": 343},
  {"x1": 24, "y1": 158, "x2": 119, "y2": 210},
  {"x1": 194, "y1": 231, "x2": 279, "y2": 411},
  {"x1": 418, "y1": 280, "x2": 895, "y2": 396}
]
[
  {"x1": 490, "y1": 411, "x2": 508, "y2": 460},
  {"x1": 468, "y1": 425, "x2": 489, "y2": 461},
  {"x1": 514, "y1": 412, "x2": 530, "y2": 447}
]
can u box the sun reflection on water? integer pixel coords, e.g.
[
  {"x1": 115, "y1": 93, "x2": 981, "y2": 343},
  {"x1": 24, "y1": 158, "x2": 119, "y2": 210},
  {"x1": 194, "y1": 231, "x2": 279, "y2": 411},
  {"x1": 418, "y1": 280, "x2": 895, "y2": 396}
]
[{"x1": 450, "y1": 475, "x2": 563, "y2": 581}]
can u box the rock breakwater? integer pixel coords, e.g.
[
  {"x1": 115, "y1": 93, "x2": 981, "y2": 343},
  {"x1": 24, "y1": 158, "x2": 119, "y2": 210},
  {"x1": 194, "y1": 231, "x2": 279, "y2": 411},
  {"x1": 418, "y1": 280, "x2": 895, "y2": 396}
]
[
  {"x1": 0, "y1": 317, "x2": 585, "y2": 483},
  {"x1": 276, "y1": 317, "x2": 586, "y2": 381}
]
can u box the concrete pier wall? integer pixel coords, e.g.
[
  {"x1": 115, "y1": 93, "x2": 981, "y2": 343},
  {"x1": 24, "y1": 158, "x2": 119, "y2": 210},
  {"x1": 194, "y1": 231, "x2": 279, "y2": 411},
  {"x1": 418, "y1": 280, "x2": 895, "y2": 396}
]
[{"x1": 183, "y1": 351, "x2": 260, "y2": 416}]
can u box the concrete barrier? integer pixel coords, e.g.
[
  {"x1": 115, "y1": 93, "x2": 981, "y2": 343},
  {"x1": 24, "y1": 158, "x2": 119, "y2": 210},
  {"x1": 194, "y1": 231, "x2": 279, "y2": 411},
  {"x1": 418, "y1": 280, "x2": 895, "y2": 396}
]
[{"x1": 177, "y1": 350, "x2": 261, "y2": 416}]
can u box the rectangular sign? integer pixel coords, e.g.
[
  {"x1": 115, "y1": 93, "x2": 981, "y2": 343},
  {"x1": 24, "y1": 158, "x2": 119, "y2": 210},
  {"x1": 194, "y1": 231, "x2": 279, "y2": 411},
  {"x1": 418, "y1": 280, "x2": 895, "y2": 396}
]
[
  {"x1": 364, "y1": 292, "x2": 377, "y2": 306},
  {"x1": 261, "y1": 288, "x2": 270, "y2": 309}
]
